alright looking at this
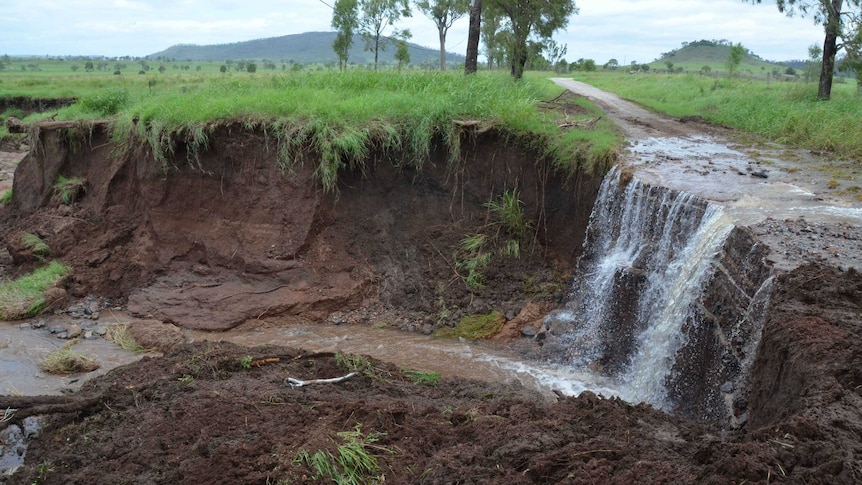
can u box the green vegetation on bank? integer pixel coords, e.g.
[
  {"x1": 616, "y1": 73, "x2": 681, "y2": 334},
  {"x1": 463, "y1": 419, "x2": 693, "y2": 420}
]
[
  {"x1": 573, "y1": 71, "x2": 862, "y2": 161},
  {"x1": 2, "y1": 70, "x2": 619, "y2": 189},
  {"x1": 0, "y1": 261, "x2": 69, "y2": 320}
]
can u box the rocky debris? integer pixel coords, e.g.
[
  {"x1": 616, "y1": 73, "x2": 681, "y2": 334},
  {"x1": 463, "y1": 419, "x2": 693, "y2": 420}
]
[{"x1": 752, "y1": 217, "x2": 862, "y2": 272}]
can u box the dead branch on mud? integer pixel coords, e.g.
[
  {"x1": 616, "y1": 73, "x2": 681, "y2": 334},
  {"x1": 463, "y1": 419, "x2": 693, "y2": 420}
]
[
  {"x1": 0, "y1": 395, "x2": 104, "y2": 431},
  {"x1": 286, "y1": 372, "x2": 358, "y2": 388}
]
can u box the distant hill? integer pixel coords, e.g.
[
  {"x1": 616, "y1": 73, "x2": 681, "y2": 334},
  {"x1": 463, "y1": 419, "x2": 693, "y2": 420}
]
[
  {"x1": 650, "y1": 39, "x2": 784, "y2": 72},
  {"x1": 148, "y1": 31, "x2": 464, "y2": 67}
]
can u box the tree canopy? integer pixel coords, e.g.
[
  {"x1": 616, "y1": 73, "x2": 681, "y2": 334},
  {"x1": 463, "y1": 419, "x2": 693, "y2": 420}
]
[
  {"x1": 358, "y1": 0, "x2": 412, "y2": 70},
  {"x1": 415, "y1": 0, "x2": 470, "y2": 70},
  {"x1": 483, "y1": 0, "x2": 578, "y2": 79},
  {"x1": 332, "y1": 0, "x2": 359, "y2": 71}
]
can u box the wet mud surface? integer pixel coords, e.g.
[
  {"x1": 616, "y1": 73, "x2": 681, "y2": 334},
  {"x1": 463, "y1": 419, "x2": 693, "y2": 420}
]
[{"x1": 2, "y1": 84, "x2": 862, "y2": 483}]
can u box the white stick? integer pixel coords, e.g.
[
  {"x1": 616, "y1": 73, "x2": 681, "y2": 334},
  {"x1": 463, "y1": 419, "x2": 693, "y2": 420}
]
[{"x1": 287, "y1": 372, "x2": 359, "y2": 388}]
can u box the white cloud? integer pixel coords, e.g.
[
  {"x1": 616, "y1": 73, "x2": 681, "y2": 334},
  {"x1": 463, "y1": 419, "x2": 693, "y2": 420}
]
[{"x1": 0, "y1": 0, "x2": 825, "y2": 62}]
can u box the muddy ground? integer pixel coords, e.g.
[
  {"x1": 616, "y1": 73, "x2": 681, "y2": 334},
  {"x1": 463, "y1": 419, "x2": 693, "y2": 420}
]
[{"x1": 2, "y1": 86, "x2": 862, "y2": 483}]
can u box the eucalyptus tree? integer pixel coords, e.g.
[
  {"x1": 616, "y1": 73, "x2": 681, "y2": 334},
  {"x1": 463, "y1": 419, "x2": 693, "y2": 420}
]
[
  {"x1": 332, "y1": 0, "x2": 359, "y2": 71},
  {"x1": 469, "y1": 0, "x2": 577, "y2": 79},
  {"x1": 358, "y1": 0, "x2": 412, "y2": 70},
  {"x1": 465, "y1": 0, "x2": 482, "y2": 73},
  {"x1": 415, "y1": 0, "x2": 470, "y2": 70},
  {"x1": 747, "y1": 0, "x2": 862, "y2": 99}
]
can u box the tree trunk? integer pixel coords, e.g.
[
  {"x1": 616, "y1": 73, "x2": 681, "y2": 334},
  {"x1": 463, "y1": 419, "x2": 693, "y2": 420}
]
[
  {"x1": 510, "y1": 36, "x2": 528, "y2": 79},
  {"x1": 439, "y1": 29, "x2": 447, "y2": 71},
  {"x1": 465, "y1": 0, "x2": 482, "y2": 75},
  {"x1": 818, "y1": 0, "x2": 843, "y2": 100}
]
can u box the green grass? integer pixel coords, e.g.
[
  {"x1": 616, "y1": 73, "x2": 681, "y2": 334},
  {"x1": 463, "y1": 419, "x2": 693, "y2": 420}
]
[
  {"x1": 52, "y1": 175, "x2": 85, "y2": 204},
  {"x1": 402, "y1": 369, "x2": 441, "y2": 387},
  {"x1": 572, "y1": 71, "x2": 862, "y2": 162},
  {"x1": 22, "y1": 233, "x2": 50, "y2": 258},
  {"x1": 293, "y1": 425, "x2": 389, "y2": 485},
  {"x1": 4, "y1": 70, "x2": 620, "y2": 190},
  {"x1": 0, "y1": 261, "x2": 69, "y2": 320},
  {"x1": 435, "y1": 311, "x2": 506, "y2": 340},
  {"x1": 1, "y1": 189, "x2": 12, "y2": 205}
]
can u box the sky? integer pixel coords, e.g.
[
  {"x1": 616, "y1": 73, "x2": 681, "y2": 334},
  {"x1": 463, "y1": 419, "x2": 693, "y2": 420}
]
[{"x1": 1, "y1": 0, "x2": 825, "y2": 64}]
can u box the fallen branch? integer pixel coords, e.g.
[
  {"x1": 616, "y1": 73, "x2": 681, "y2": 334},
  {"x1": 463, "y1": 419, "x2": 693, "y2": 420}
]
[
  {"x1": 0, "y1": 395, "x2": 104, "y2": 431},
  {"x1": 286, "y1": 372, "x2": 358, "y2": 388}
]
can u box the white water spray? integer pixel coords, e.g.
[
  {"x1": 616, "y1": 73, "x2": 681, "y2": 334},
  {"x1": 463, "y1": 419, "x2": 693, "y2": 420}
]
[{"x1": 553, "y1": 168, "x2": 734, "y2": 411}]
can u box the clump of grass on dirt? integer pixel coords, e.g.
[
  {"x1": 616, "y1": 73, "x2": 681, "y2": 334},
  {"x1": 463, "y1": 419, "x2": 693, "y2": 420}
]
[
  {"x1": 22, "y1": 232, "x2": 50, "y2": 259},
  {"x1": 0, "y1": 260, "x2": 69, "y2": 320},
  {"x1": 53, "y1": 175, "x2": 85, "y2": 204},
  {"x1": 435, "y1": 311, "x2": 506, "y2": 340},
  {"x1": 402, "y1": 369, "x2": 441, "y2": 387},
  {"x1": 0, "y1": 189, "x2": 11, "y2": 205},
  {"x1": 292, "y1": 425, "x2": 390, "y2": 485},
  {"x1": 105, "y1": 322, "x2": 152, "y2": 353},
  {"x1": 38, "y1": 339, "x2": 99, "y2": 374}
]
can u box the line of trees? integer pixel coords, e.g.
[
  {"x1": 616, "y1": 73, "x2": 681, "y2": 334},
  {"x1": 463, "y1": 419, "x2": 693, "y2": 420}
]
[{"x1": 330, "y1": 0, "x2": 577, "y2": 78}]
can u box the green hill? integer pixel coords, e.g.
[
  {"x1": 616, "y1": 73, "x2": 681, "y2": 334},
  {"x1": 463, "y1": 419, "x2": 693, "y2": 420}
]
[
  {"x1": 148, "y1": 31, "x2": 464, "y2": 67},
  {"x1": 649, "y1": 39, "x2": 785, "y2": 73}
]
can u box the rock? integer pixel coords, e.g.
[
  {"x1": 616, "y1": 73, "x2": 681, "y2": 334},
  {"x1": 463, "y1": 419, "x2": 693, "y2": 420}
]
[
  {"x1": 67, "y1": 324, "x2": 83, "y2": 339},
  {"x1": 720, "y1": 381, "x2": 734, "y2": 393},
  {"x1": 421, "y1": 324, "x2": 433, "y2": 335},
  {"x1": 520, "y1": 326, "x2": 537, "y2": 338}
]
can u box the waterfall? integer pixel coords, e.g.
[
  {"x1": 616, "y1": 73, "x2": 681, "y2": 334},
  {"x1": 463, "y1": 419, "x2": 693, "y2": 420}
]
[{"x1": 548, "y1": 168, "x2": 735, "y2": 411}]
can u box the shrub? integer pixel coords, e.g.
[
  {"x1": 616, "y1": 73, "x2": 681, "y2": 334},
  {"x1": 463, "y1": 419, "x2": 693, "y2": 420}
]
[{"x1": 78, "y1": 87, "x2": 130, "y2": 115}]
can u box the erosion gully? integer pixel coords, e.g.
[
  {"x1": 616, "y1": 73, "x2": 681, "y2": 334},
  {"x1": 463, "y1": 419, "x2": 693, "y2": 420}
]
[{"x1": 2, "y1": 81, "x2": 862, "y2": 476}]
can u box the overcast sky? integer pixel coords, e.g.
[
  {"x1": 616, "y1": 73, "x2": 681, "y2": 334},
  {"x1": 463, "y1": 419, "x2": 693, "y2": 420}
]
[{"x1": 2, "y1": 0, "x2": 824, "y2": 63}]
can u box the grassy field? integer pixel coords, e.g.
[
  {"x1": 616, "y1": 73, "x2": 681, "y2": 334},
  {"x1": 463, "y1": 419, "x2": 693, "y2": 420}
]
[
  {"x1": 572, "y1": 71, "x2": 862, "y2": 162},
  {"x1": 1, "y1": 69, "x2": 619, "y2": 188}
]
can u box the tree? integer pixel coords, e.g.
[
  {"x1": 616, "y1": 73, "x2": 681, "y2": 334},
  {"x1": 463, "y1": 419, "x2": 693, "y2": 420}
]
[
  {"x1": 358, "y1": 0, "x2": 412, "y2": 70},
  {"x1": 480, "y1": 7, "x2": 505, "y2": 70},
  {"x1": 747, "y1": 0, "x2": 862, "y2": 99},
  {"x1": 247, "y1": 62, "x2": 257, "y2": 73},
  {"x1": 604, "y1": 58, "x2": 619, "y2": 70},
  {"x1": 395, "y1": 39, "x2": 411, "y2": 68},
  {"x1": 332, "y1": 0, "x2": 359, "y2": 71},
  {"x1": 805, "y1": 43, "x2": 823, "y2": 82},
  {"x1": 842, "y1": 11, "x2": 862, "y2": 92},
  {"x1": 489, "y1": 0, "x2": 578, "y2": 79},
  {"x1": 465, "y1": 0, "x2": 482, "y2": 73},
  {"x1": 665, "y1": 60, "x2": 674, "y2": 72},
  {"x1": 415, "y1": 0, "x2": 470, "y2": 70},
  {"x1": 726, "y1": 42, "x2": 745, "y2": 77}
]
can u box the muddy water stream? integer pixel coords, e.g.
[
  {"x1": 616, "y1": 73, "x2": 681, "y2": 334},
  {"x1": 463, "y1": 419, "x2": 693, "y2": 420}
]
[{"x1": 1, "y1": 314, "x2": 617, "y2": 399}]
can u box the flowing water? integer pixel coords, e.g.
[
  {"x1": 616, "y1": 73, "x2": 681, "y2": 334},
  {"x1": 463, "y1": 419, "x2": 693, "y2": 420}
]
[{"x1": 545, "y1": 169, "x2": 736, "y2": 411}]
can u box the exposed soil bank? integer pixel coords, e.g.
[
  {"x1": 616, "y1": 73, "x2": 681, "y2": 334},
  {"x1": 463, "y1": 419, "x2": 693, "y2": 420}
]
[{"x1": 2, "y1": 121, "x2": 598, "y2": 331}]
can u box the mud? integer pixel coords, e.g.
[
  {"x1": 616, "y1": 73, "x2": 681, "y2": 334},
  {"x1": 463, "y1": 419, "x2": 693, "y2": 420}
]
[
  {"x1": 1, "y1": 85, "x2": 862, "y2": 483},
  {"x1": 7, "y1": 265, "x2": 862, "y2": 485}
]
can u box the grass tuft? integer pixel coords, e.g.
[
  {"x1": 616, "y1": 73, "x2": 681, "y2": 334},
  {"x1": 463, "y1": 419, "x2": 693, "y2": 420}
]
[
  {"x1": 293, "y1": 424, "x2": 389, "y2": 485},
  {"x1": 435, "y1": 311, "x2": 507, "y2": 340},
  {"x1": 53, "y1": 175, "x2": 85, "y2": 204},
  {"x1": 402, "y1": 369, "x2": 441, "y2": 387},
  {"x1": 0, "y1": 261, "x2": 69, "y2": 320},
  {"x1": 22, "y1": 233, "x2": 50, "y2": 259},
  {"x1": 38, "y1": 339, "x2": 99, "y2": 374},
  {"x1": 0, "y1": 189, "x2": 11, "y2": 205},
  {"x1": 105, "y1": 323, "x2": 153, "y2": 353}
]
